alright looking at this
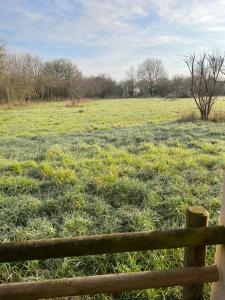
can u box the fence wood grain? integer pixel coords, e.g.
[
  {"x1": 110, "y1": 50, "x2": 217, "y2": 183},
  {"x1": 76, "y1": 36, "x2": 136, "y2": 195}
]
[
  {"x1": 0, "y1": 266, "x2": 219, "y2": 300},
  {"x1": 0, "y1": 226, "x2": 225, "y2": 262}
]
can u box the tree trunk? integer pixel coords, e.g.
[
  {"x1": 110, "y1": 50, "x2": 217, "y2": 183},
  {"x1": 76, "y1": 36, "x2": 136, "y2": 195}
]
[
  {"x1": 200, "y1": 110, "x2": 209, "y2": 120},
  {"x1": 149, "y1": 84, "x2": 153, "y2": 97}
]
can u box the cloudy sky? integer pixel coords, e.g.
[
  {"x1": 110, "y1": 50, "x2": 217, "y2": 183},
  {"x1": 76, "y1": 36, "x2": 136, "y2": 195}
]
[{"x1": 1, "y1": 0, "x2": 225, "y2": 80}]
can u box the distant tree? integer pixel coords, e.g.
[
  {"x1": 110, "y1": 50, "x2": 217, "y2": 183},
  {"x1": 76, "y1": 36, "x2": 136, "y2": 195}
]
[
  {"x1": 170, "y1": 75, "x2": 185, "y2": 98},
  {"x1": 3, "y1": 54, "x2": 28, "y2": 104},
  {"x1": 0, "y1": 40, "x2": 6, "y2": 103},
  {"x1": 185, "y1": 50, "x2": 225, "y2": 120},
  {"x1": 96, "y1": 74, "x2": 118, "y2": 98},
  {"x1": 137, "y1": 58, "x2": 167, "y2": 96},
  {"x1": 68, "y1": 77, "x2": 84, "y2": 100},
  {"x1": 0, "y1": 39, "x2": 5, "y2": 76},
  {"x1": 21, "y1": 54, "x2": 44, "y2": 102},
  {"x1": 157, "y1": 77, "x2": 171, "y2": 97},
  {"x1": 125, "y1": 67, "x2": 136, "y2": 97},
  {"x1": 136, "y1": 79, "x2": 148, "y2": 96},
  {"x1": 43, "y1": 59, "x2": 81, "y2": 99},
  {"x1": 170, "y1": 75, "x2": 191, "y2": 98},
  {"x1": 84, "y1": 74, "x2": 119, "y2": 98},
  {"x1": 3, "y1": 54, "x2": 43, "y2": 104},
  {"x1": 44, "y1": 59, "x2": 80, "y2": 81}
]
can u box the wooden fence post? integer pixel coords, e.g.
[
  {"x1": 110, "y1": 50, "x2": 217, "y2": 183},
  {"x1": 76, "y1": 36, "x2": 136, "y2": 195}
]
[
  {"x1": 182, "y1": 206, "x2": 209, "y2": 300},
  {"x1": 210, "y1": 177, "x2": 225, "y2": 300}
]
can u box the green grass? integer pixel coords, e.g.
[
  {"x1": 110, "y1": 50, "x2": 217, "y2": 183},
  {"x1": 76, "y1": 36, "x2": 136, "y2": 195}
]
[{"x1": 1, "y1": 98, "x2": 225, "y2": 299}]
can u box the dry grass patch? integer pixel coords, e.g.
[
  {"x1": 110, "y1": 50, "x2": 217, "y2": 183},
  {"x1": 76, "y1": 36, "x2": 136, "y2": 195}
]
[
  {"x1": 209, "y1": 111, "x2": 225, "y2": 123},
  {"x1": 66, "y1": 98, "x2": 92, "y2": 108},
  {"x1": 178, "y1": 111, "x2": 199, "y2": 123}
]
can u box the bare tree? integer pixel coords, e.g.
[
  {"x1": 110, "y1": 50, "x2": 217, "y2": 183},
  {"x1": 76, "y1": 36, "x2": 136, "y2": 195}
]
[
  {"x1": 137, "y1": 58, "x2": 167, "y2": 96},
  {"x1": 157, "y1": 77, "x2": 171, "y2": 97},
  {"x1": 185, "y1": 50, "x2": 225, "y2": 120},
  {"x1": 0, "y1": 40, "x2": 5, "y2": 75},
  {"x1": 0, "y1": 43, "x2": 85, "y2": 104},
  {"x1": 170, "y1": 75, "x2": 191, "y2": 98},
  {"x1": 0, "y1": 39, "x2": 6, "y2": 102},
  {"x1": 83, "y1": 74, "x2": 118, "y2": 99},
  {"x1": 125, "y1": 67, "x2": 136, "y2": 97},
  {"x1": 68, "y1": 76, "x2": 84, "y2": 100},
  {"x1": 43, "y1": 59, "x2": 81, "y2": 100},
  {"x1": 3, "y1": 54, "x2": 41, "y2": 104},
  {"x1": 3, "y1": 54, "x2": 25, "y2": 104}
]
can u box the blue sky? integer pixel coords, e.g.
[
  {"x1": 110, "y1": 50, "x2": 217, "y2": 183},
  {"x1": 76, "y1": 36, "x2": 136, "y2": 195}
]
[{"x1": 1, "y1": 0, "x2": 225, "y2": 80}]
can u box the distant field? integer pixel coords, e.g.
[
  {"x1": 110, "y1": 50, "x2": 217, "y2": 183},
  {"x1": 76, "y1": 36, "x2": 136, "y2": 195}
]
[{"x1": 1, "y1": 98, "x2": 225, "y2": 299}]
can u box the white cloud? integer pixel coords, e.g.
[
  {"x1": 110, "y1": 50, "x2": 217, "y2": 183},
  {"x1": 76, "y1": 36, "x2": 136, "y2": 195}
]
[
  {"x1": 1, "y1": 0, "x2": 225, "y2": 79},
  {"x1": 152, "y1": 0, "x2": 225, "y2": 30}
]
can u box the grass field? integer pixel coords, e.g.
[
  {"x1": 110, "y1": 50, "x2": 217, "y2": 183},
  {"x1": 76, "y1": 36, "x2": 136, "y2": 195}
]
[{"x1": 1, "y1": 98, "x2": 225, "y2": 299}]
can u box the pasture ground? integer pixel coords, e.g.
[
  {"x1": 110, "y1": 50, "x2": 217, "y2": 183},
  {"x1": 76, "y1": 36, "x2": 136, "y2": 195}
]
[{"x1": 1, "y1": 98, "x2": 225, "y2": 299}]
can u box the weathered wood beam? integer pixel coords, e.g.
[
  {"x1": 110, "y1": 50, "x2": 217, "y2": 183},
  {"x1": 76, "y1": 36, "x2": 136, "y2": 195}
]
[
  {"x1": 0, "y1": 226, "x2": 225, "y2": 262},
  {"x1": 0, "y1": 265, "x2": 219, "y2": 300}
]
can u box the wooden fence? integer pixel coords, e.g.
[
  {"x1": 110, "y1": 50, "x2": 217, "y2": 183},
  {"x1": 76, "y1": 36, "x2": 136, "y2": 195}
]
[{"x1": 1, "y1": 182, "x2": 225, "y2": 300}]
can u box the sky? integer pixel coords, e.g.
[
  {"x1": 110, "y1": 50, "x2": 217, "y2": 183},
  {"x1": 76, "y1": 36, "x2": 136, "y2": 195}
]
[{"x1": 1, "y1": 0, "x2": 225, "y2": 80}]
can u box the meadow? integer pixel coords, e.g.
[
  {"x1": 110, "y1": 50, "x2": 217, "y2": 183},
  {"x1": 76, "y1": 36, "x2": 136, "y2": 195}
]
[{"x1": 1, "y1": 98, "x2": 225, "y2": 299}]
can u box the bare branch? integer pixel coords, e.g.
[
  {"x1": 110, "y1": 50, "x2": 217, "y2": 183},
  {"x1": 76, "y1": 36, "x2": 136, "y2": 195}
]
[{"x1": 184, "y1": 50, "x2": 225, "y2": 120}]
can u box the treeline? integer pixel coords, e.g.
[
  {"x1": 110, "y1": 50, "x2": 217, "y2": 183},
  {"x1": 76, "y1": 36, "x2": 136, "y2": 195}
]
[
  {"x1": 122, "y1": 61, "x2": 191, "y2": 98},
  {"x1": 0, "y1": 42, "x2": 123, "y2": 105},
  {"x1": 1, "y1": 40, "x2": 223, "y2": 105}
]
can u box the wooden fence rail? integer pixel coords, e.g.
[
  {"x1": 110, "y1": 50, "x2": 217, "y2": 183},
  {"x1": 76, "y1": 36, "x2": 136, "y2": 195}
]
[
  {"x1": 0, "y1": 266, "x2": 219, "y2": 300},
  {"x1": 1, "y1": 226, "x2": 225, "y2": 262}
]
